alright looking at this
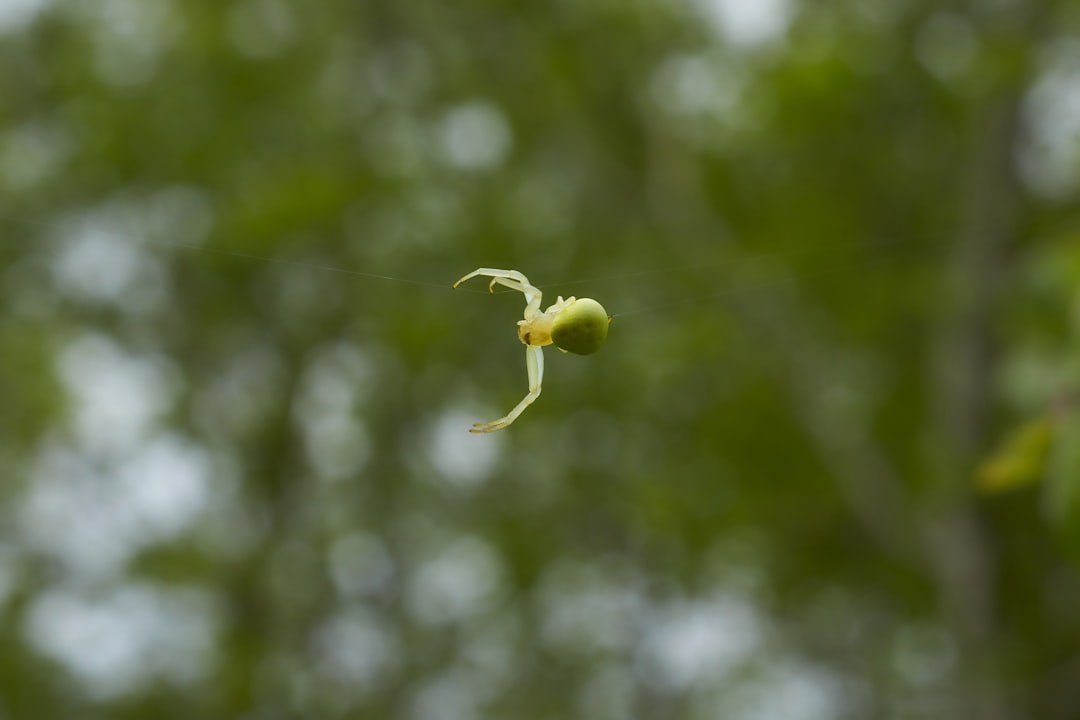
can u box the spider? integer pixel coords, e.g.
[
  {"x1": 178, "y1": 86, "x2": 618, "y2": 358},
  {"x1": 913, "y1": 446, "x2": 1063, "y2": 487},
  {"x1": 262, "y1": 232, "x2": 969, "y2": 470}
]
[{"x1": 454, "y1": 268, "x2": 610, "y2": 433}]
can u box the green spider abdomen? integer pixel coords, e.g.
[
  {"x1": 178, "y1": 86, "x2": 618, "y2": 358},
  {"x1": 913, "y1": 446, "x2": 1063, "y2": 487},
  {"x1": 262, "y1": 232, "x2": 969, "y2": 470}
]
[{"x1": 551, "y1": 298, "x2": 610, "y2": 355}]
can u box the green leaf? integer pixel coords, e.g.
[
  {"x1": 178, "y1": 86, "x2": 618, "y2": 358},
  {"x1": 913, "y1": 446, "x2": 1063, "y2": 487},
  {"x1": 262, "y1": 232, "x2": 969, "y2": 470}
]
[{"x1": 975, "y1": 416, "x2": 1054, "y2": 493}]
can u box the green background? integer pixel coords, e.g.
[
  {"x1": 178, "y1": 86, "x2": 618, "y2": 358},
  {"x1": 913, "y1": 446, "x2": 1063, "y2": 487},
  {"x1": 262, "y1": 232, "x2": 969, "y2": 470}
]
[{"x1": 2, "y1": 0, "x2": 1080, "y2": 718}]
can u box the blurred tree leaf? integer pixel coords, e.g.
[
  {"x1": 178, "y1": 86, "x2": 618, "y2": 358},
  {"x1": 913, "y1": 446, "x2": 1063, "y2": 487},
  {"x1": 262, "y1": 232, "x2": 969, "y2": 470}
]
[{"x1": 976, "y1": 415, "x2": 1054, "y2": 493}]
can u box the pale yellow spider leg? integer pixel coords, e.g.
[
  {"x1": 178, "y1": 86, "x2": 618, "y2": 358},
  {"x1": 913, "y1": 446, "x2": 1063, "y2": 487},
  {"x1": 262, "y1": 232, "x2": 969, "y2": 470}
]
[
  {"x1": 487, "y1": 277, "x2": 543, "y2": 316},
  {"x1": 454, "y1": 267, "x2": 531, "y2": 289},
  {"x1": 471, "y1": 345, "x2": 544, "y2": 433},
  {"x1": 454, "y1": 268, "x2": 543, "y2": 317}
]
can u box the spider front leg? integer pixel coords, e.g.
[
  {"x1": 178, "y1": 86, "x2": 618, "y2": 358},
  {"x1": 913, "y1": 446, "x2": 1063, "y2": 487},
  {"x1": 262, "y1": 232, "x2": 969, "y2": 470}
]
[
  {"x1": 453, "y1": 268, "x2": 543, "y2": 317},
  {"x1": 471, "y1": 345, "x2": 545, "y2": 433}
]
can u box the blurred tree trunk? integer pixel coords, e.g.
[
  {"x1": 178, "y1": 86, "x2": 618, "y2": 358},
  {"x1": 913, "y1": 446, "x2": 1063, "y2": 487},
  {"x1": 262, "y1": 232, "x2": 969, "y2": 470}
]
[{"x1": 929, "y1": 5, "x2": 1042, "y2": 718}]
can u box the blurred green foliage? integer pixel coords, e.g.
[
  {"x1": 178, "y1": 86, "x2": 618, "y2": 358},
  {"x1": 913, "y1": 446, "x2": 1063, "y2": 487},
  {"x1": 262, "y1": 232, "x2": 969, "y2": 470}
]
[{"x1": 2, "y1": 0, "x2": 1080, "y2": 719}]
